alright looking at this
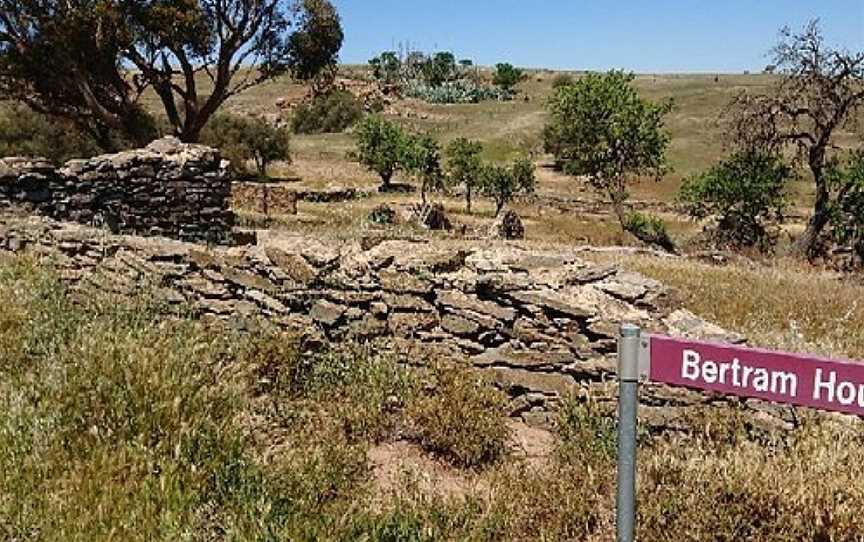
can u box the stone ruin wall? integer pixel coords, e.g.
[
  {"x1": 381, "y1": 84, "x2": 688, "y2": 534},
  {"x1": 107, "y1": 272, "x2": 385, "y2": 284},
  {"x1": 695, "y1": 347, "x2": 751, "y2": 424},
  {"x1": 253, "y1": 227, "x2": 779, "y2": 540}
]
[
  {"x1": 232, "y1": 182, "x2": 299, "y2": 216},
  {"x1": 0, "y1": 138, "x2": 234, "y2": 244},
  {"x1": 0, "y1": 211, "x2": 812, "y2": 431}
]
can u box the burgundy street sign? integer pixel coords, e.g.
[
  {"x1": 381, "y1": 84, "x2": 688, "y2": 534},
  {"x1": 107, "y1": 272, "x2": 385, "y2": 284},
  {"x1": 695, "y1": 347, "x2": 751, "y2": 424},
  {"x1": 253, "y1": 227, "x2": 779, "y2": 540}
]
[{"x1": 642, "y1": 335, "x2": 864, "y2": 417}]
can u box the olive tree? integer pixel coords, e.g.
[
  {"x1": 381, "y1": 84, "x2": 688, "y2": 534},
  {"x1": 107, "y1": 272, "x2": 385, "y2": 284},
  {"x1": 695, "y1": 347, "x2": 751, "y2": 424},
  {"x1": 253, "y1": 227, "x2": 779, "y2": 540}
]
[
  {"x1": 544, "y1": 70, "x2": 674, "y2": 250},
  {"x1": 353, "y1": 115, "x2": 409, "y2": 191},
  {"x1": 445, "y1": 138, "x2": 483, "y2": 213},
  {"x1": 0, "y1": 0, "x2": 343, "y2": 149},
  {"x1": 492, "y1": 63, "x2": 526, "y2": 92},
  {"x1": 726, "y1": 20, "x2": 864, "y2": 257},
  {"x1": 403, "y1": 134, "x2": 444, "y2": 204},
  {"x1": 479, "y1": 157, "x2": 536, "y2": 215},
  {"x1": 202, "y1": 115, "x2": 291, "y2": 178},
  {"x1": 679, "y1": 151, "x2": 792, "y2": 250}
]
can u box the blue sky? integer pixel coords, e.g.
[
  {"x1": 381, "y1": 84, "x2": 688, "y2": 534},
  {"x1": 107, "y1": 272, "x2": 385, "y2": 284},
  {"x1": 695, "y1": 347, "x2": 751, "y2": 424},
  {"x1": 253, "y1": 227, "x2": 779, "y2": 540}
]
[{"x1": 333, "y1": 1, "x2": 864, "y2": 73}]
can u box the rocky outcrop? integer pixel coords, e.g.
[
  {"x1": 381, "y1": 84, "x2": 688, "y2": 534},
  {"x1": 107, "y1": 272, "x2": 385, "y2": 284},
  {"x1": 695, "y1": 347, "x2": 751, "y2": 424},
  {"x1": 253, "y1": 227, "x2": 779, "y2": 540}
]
[
  {"x1": 0, "y1": 212, "x2": 772, "y2": 429},
  {"x1": 0, "y1": 138, "x2": 234, "y2": 244}
]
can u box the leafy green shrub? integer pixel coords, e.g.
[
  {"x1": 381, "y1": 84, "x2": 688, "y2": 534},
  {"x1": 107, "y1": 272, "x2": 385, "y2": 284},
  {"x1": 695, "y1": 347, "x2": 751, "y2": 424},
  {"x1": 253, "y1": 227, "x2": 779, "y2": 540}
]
[
  {"x1": 827, "y1": 150, "x2": 864, "y2": 266},
  {"x1": 407, "y1": 366, "x2": 509, "y2": 468},
  {"x1": 492, "y1": 63, "x2": 527, "y2": 91},
  {"x1": 679, "y1": 151, "x2": 791, "y2": 250},
  {"x1": 291, "y1": 89, "x2": 364, "y2": 134},
  {"x1": 369, "y1": 51, "x2": 402, "y2": 83},
  {"x1": 353, "y1": 116, "x2": 443, "y2": 199},
  {"x1": 202, "y1": 114, "x2": 291, "y2": 178},
  {"x1": 446, "y1": 137, "x2": 484, "y2": 212},
  {"x1": 479, "y1": 157, "x2": 536, "y2": 215},
  {"x1": 0, "y1": 104, "x2": 101, "y2": 163},
  {"x1": 623, "y1": 212, "x2": 677, "y2": 253}
]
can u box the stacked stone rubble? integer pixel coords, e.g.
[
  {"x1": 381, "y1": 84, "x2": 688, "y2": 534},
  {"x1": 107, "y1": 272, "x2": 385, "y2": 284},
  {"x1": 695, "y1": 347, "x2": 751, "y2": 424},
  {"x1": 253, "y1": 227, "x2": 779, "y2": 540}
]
[
  {"x1": 0, "y1": 212, "x2": 797, "y2": 430},
  {"x1": 0, "y1": 137, "x2": 234, "y2": 244}
]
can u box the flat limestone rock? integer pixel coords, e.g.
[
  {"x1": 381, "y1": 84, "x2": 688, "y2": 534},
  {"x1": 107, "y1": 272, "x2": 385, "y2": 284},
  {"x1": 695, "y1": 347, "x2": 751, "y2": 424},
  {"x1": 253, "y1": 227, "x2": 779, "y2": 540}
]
[
  {"x1": 264, "y1": 246, "x2": 318, "y2": 284},
  {"x1": 664, "y1": 309, "x2": 746, "y2": 344},
  {"x1": 436, "y1": 289, "x2": 517, "y2": 322},
  {"x1": 310, "y1": 299, "x2": 346, "y2": 327}
]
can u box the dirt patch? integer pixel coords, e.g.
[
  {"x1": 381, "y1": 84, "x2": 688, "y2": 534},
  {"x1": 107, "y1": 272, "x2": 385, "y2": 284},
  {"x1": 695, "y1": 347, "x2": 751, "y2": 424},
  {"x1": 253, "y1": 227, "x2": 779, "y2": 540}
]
[
  {"x1": 368, "y1": 440, "x2": 483, "y2": 501},
  {"x1": 368, "y1": 421, "x2": 555, "y2": 502}
]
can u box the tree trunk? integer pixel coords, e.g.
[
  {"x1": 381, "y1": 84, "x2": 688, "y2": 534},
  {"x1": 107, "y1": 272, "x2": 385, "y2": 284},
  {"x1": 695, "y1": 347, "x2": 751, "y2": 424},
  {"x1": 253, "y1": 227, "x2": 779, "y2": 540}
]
[
  {"x1": 466, "y1": 185, "x2": 472, "y2": 214},
  {"x1": 792, "y1": 155, "x2": 830, "y2": 258},
  {"x1": 380, "y1": 171, "x2": 392, "y2": 192},
  {"x1": 793, "y1": 189, "x2": 831, "y2": 258}
]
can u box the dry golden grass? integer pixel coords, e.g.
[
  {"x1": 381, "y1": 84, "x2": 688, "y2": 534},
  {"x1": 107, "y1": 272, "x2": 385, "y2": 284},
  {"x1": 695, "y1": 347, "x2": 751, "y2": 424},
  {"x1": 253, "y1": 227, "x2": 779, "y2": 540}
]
[{"x1": 601, "y1": 254, "x2": 864, "y2": 360}]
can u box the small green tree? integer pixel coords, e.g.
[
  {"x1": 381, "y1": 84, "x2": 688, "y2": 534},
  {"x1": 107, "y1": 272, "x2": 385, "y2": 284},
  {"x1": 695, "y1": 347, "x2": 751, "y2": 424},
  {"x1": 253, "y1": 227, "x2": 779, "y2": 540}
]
[
  {"x1": 480, "y1": 157, "x2": 536, "y2": 215},
  {"x1": 826, "y1": 150, "x2": 864, "y2": 266},
  {"x1": 353, "y1": 116, "x2": 408, "y2": 191},
  {"x1": 369, "y1": 51, "x2": 402, "y2": 83},
  {"x1": 403, "y1": 134, "x2": 444, "y2": 204},
  {"x1": 291, "y1": 90, "x2": 363, "y2": 134},
  {"x1": 679, "y1": 151, "x2": 792, "y2": 250},
  {"x1": 445, "y1": 138, "x2": 484, "y2": 213},
  {"x1": 202, "y1": 115, "x2": 291, "y2": 179},
  {"x1": 422, "y1": 52, "x2": 457, "y2": 87},
  {"x1": 492, "y1": 63, "x2": 526, "y2": 91},
  {"x1": 545, "y1": 70, "x2": 674, "y2": 250}
]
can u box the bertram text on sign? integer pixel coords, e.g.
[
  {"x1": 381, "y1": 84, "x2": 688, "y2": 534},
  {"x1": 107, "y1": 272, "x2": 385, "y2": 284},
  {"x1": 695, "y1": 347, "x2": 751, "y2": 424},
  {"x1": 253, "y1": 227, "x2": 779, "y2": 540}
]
[{"x1": 645, "y1": 336, "x2": 864, "y2": 417}]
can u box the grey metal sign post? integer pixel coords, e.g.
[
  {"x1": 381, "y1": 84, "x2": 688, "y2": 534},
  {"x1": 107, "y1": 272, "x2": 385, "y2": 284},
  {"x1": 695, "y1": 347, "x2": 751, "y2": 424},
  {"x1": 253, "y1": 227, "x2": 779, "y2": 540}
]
[{"x1": 617, "y1": 324, "x2": 640, "y2": 542}]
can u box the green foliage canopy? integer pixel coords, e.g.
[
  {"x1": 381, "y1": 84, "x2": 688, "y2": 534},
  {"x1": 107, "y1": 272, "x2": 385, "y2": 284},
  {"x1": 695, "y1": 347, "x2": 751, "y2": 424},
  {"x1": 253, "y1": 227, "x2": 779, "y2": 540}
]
[
  {"x1": 291, "y1": 90, "x2": 363, "y2": 135},
  {"x1": 352, "y1": 116, "x2": 409, "y2": 190},
  {"x1": 202, "y1": 115, "x2": 291, "y2": 178},
  {"x1": 545, "y1": 71, "x2": 672, "y2": 209},
  {"x1": 826, "y1": 151, "x2": 864, "y2": 266},
  {"x1": 445, "y1": 138, "x2": 484, "y2": 213},
  {"x1": 492, "y1": 63, "x2": 526, "y2": 91},
  {"x1": 0, "y1": 0, "x2": 343, "y2": 149},
  {"x1": 479, "y1": 157, "x2": 536, "y2": 215},
  {"x1": 403, "y1": 134, "x2": 444, "y2": 204},
  {"x1": 679, "y1": 151, "x2": 792, "y2": 250}
]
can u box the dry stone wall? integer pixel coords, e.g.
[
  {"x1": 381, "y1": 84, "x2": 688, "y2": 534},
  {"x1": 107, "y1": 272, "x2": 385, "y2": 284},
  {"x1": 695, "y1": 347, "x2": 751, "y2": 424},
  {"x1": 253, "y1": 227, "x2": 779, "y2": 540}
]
[
  {"x1": 0, "y1": 138, "x2": 234, "y2": 244},
  {"x1": 1, "y1": 212, "x2": 810, "y2": 430},
  {"x1": 232, "y1": 182, "x2": 299, "y2": 216}
]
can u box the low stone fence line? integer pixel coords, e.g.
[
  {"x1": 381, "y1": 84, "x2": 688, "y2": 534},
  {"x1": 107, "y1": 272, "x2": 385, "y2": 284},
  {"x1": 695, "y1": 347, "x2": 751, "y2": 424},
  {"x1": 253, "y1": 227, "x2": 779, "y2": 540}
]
[{"x1": 1, "y1": 212, "x2": 818, "y2": 431}]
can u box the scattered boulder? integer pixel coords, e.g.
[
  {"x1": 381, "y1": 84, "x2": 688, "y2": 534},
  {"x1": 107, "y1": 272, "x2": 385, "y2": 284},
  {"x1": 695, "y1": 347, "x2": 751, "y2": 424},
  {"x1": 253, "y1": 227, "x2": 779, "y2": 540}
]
[{"x1": 487, "y1": 208, "x2": 525, "y2": 240}]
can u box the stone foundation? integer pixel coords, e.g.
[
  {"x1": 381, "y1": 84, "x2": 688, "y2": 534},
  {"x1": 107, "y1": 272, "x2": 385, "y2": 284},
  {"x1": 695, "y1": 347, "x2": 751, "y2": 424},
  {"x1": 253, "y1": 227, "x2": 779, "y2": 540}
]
[{"x1": 0, "y1": 138, "x2": 234, "y2": 244}]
